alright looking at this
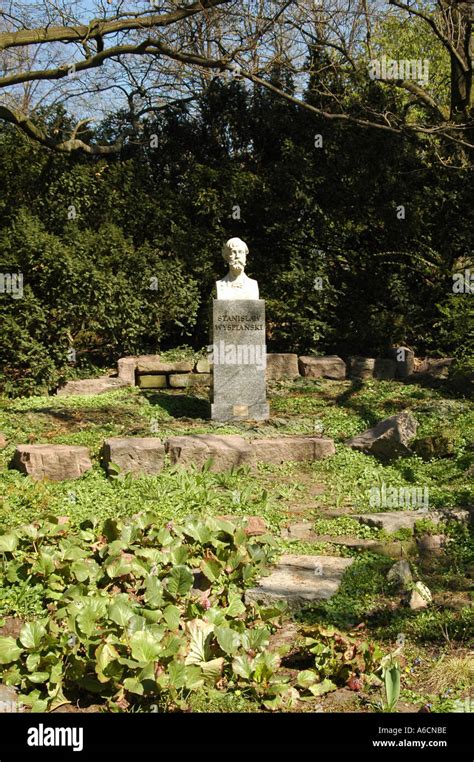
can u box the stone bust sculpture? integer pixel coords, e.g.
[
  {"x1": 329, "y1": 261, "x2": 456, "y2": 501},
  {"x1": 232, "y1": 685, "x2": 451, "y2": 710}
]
[{"x1": 216, "y1": 237, "x2": 259, "y2": 299}]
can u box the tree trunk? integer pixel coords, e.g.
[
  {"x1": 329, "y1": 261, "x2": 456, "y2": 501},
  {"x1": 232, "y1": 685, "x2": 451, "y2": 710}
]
[{"x1": 449, "y1": 2, "x2": 473, "y2": 120}]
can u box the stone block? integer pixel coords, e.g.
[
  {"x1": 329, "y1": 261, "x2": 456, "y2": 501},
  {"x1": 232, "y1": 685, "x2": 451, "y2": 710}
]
[
  {"x1": 352, "y1": 509, "x2": 469, "y2": 534},
  {"x1": 349, "y1": 357, "x2": 396, "y2": 380},
  {"x1": 389, "y1": 347, "x2": 415, "y2": 379},
  {"x1": 252, "y1": 436, "x2": 335, "y2": 464},
  {"x1": 266, "y1": 353, "x2": 299, "y2": 380},
  {"x1": 137, "y1": 375, "x2": 168, "y2": 389},
  {"x1": 165, "y1": 434, "x2": 256, "y2": 472},
  {"x1": 135, "y1": 355, "x2": 161, "y2": 372},
  {"x1": 345, "y1": 411, "x2": 417, "y2": 459},
  {"x1": 11, "y1": 445, "x2": 92, "y2": 481},
  {"x1": 298, "y1": 355, "x2": 346, "y2": 380},
  {"x1": 245, "y1": 554, "x2": 353, "y2": 610},
  {"x1": 56, "y1": 378, "x2": 127, "y2": 396},
  {"x1": 102, "y1": 437, "x2": 164, "y2": 476},
  {"x1": 195, "y1": 357, "x2": 211, "y2": 373},
  {"x1": 169, "y1": 373, "x2": 211, "y2": 388},
  {"x1": 117, "y1": 357, "x2": 137, "y2": 385},
  {"x1": 136, "y1": 356, "x2": 193, "y2": 373}
]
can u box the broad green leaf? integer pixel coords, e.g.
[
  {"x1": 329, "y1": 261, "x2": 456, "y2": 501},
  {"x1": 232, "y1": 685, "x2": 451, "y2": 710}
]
[
  {"x1": 125, "y1": 615, "x2": 148, "y2": 634},
  {"x1": 71, "y1": 559, "x2": 96, "y2": 582},
  {"x1": 241, "y1": 627, "x2": 270, "y2": 652},
  {"x1": 183, "y1": 523, "x2": 212, "y2": 545},
  {"x1": 232, "y1": 654, "x2": 254, "y2": 680},
  {"x1": 26, "y1": 653, "x2": 41, "y2": 672},
  {"x1": 297, "y1": 670, "x2": 318, "y2": 688},
  {"x1": 49, "y1": 662, "x2": 63, "y2": 685},
  {"x1": 225, "y1": 594, "x2": 246, "y2": 617},
  {"x1": 384, "y1": 662, "x2": 401, "y2": 709},
  {"x1": 28, "y1": 672, "x2": 50, "y2": 684},
  {"x1": 159, "y1": 634, "x2": 183, "y2": 658},
  {"x1": 108, "y1": 597, "x2": 134, "y2": 626},
  {"x1": 184, "y1": 664, "x2": 205, "y2": 690},
  {"x1": 129, "y1": 631, "x2": 161, "y2": 663},
  {"x1": 200, "y1": 658, "x2": 224, "y2": 684},
  {"x1": 33, "y1": 551, "x2": 55, "y2": 576},
  {"x1": 0, "y1": 636, "x2": 23, "y2": 664},
  {"x1": 163, "y1": 605, "x2": 181, "y2": 631},
  {"x1": 215, "y1": 626, "x2": 241, "y2": 656},
  {"x1": 185, "y1": 620, "x2": 214, "y2": 665},
  {"x1": 170, "y1": 546, "x2": 188, "y2": 566},
  {"x1": 200, "y1": 559, "x2": 222, "y2": 583},
  {"x1": 168, "y1": 661, "x2": 186, "y2": 689},
  {"x1": 308, "y1": 678, "x2": 337, "y2": 697},
  {"x1": 209, "y1": 518, "x2": 236, "y2": 536},
  {"x1": 95, "y1": 642, "x2": 120, "y2": 683},
  {"x1": 167, "y1": 565, "x2": 194, "y2": 598},
  {"x1": 144, "y1": 576, "x2": 164, "y2": 608},
  {"x1": 253, "y1": 652, "x2": 280, "y2": 683},
  {"x1": 76, "y1": 600, "x2": 106, "y2": 638},
  {"x1": 19, "y1": 622, "x2": 46, "y2": 650},
  {"x1": 105, "y1": 555, "x2": 133, "y2": 579},
  {"x1": 123, "y1": 677, "x2": 144, "y2": 695},
  {"x1": 0, "y1": 533, "x2": 18, "y2": 552}
]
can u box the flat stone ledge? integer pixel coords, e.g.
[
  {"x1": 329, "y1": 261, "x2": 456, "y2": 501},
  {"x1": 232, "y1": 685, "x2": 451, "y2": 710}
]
[
  {"x1": 266, "y1": 353, "x2": 300, "y2": 380},
  {"x1": 169, "y1": 373, "x2": 211, "y2": 388},
  {"x1": 253, "y1": 436, "x2": 335, "y2": 464},
  {"x1": 98, "y1": 434, "x2": 336, "y2": 475},
  {"x1": 352, "y1": 509, "x2": 469, "y2": 534},
  {"x1": 56, "y1": 378, "x2": 127, "y2": 396},
  {"x1": 165, "y1": 434, "x2": 256, "y2": 472},
  {"x1": 102, "y1": 437, "x2": 165, "y2": 476},
  {"x1": 415, "y1": 357, "x2": 454, "y2": 380},
  {"x1": 195, "y1": 357, "x2": 211, "y2": 373},
  {"x1": 11, "y1": 445, "x2": 92, "y2": 481},
  {"x1": 117, "y1": 357, "x2": 137, "y2": 386},
  {"x1": 245, "y1": 554, "x2": 353, "y2": 610},
  {"x1": 137, "y1": 375, "x2": 168, "y2": 389},
  {"x1": 298, "y1": 355, "x2": 346, "y2": 380},
  {"x1": 348, "y1": 357, "x2": 396, "y2": 380},
  {"x1": 388, "y1": 347, "x2": 415, "y2": 379},
  {"x1": 136, "y1": 357, "x2": 193, "y2": 373}
]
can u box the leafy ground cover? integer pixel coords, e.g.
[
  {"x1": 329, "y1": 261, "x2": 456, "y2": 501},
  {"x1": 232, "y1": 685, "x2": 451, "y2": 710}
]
[{"x1": 0, "y1": 379, "x2": 472, "y2": 713}]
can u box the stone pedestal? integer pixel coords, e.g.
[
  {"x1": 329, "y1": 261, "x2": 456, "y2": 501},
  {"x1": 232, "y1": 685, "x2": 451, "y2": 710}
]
[{"x1": 210, "y1": 299, "x2": 269, "y2": 421}]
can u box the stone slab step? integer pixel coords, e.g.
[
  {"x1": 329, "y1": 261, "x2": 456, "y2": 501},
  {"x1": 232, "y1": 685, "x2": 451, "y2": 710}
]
[
  {"x1": 56, "y1": 378, "x2": 127, "y2": 396},
  {"x1": 11, "y1": 445, "x2": 92, "y2": 481},
  {"x1": 280, "y1": 523, "x2": 417, "y2": 558},
  {"x1": 169, "y1": 373, "x2": 211, "y2": 388},
  {"x1": 298, "y1": 355, "x2": 346, "y2": 380},
  {"x1": 245, "y1": 554, "x2": 353, "y2": 611},
  {"x1": 136, "y1": 358, "x2": 193, "y2": 373},
  {"x1": 352, "y1": 509, "x2": 469, "y2": 534},
  {"x1": 102, "y1": 437, "x2": 165, "y2": 476}
]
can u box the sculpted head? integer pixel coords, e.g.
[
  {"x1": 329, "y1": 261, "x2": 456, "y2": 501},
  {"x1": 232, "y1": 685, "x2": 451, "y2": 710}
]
[{"x1": 222, "y1": 237, "x2": 248, "y2": 275}]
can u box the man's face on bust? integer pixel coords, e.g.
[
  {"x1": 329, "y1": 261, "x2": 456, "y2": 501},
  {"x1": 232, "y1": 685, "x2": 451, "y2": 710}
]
[{"x1": 225, "y1": 242, "x2": 247, "y2": 274}]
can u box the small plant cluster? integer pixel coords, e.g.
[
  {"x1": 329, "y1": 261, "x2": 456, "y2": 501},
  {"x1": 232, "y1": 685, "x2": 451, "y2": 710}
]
[
  {"x1": 0, "y1": 513, "x2": 297, "y2": 711},
  {"x1": 296, "y1": 624, "x2": 384, "y2": 698},
  {"x1": 0, "y1": 514, "x2": 391, "y2": 713}
]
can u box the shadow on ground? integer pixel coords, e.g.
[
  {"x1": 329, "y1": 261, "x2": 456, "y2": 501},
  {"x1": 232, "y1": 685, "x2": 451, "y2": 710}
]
[{"x1": 144, "y1": 392, "x2": 210, "y2": 419}]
